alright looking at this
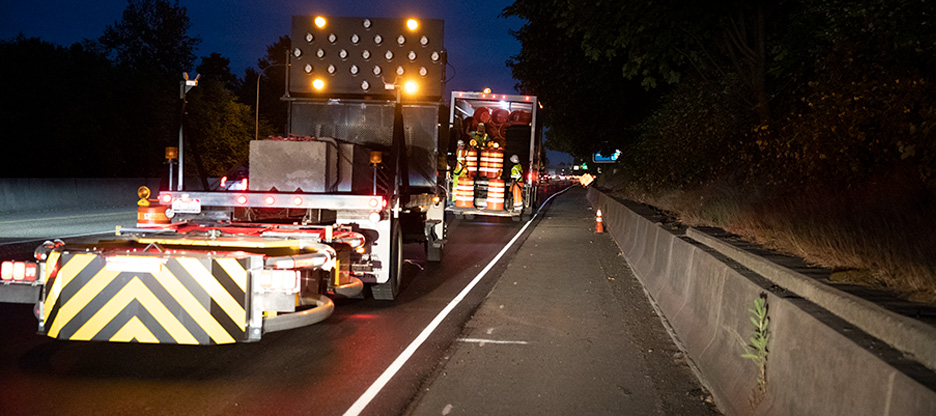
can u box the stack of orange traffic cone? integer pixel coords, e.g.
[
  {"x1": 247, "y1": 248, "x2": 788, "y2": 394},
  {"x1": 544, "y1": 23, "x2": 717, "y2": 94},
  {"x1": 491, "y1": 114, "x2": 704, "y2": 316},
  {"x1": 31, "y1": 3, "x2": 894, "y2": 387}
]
[{"x1": 595, "y1": 209, "x2": 604, "y2": 233}]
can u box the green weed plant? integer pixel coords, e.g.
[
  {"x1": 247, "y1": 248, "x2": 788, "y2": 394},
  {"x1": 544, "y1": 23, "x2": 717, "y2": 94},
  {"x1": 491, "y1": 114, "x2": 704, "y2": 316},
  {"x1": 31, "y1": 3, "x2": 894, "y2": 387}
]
[{"x1": 742, "y1": 296, "x2": 770, "y2": 392}]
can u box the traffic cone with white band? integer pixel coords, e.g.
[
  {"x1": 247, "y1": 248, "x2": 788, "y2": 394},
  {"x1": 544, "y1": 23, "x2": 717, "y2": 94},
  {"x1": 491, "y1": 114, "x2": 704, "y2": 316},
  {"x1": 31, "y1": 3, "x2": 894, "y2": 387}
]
[{"x1": 595, "y1": 209, "x2": 604, "y2": 233}]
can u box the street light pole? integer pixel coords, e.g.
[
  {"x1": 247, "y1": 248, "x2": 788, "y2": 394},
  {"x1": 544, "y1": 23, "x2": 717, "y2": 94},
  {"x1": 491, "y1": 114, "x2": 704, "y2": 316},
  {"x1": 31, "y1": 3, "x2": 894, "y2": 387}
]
[
  {"x1": 178, "y1": 72, "x2": 199, "y2": 191},
  {"x1": 255, "y1": 54, "x2": 289, "y2": 140}
]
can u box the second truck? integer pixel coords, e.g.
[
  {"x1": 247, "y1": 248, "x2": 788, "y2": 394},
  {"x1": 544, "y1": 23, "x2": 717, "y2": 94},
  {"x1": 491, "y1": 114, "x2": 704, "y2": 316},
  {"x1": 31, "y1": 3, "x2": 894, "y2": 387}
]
[{"x1": 446, "y1": 90, "x2": 542, "y2": 221}]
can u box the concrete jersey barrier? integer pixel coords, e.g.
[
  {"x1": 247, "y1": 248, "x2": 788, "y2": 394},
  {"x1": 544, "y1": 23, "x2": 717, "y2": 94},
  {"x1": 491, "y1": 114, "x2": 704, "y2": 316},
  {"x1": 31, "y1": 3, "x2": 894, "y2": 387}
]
[
  {"x1": 0, "y1": 178, "x2": 163, "y2": 214},
  {"x1": 686, "y1": 226, "x2": 936, "y2": 373},
  {"x1": 587, "y1": 187, "x2": 936, "y2": 416}
]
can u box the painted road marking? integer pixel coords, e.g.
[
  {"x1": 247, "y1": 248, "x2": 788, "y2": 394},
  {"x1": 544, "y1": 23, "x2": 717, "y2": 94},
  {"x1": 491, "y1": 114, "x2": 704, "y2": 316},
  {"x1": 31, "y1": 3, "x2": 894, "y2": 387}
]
[
  {"x1": 457, "y1": 338, "x2": 530, "y2": 345},
  {"x1": 342, "y1": 186, "x2": 573, "y2": 416}
]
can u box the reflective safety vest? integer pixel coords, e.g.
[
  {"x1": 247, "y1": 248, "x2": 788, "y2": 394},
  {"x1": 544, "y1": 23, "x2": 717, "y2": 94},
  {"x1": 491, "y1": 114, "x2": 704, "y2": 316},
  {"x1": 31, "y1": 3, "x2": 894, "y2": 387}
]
[
  {"x1": 472, "y1": 130, "x2": 488, "y2": 147},
  {"x1": 454, "y1": 147, "x2": 467, "y2": 175},
  {"x1": 510, "y1": 163, "x2": 523, "y2": 182}
]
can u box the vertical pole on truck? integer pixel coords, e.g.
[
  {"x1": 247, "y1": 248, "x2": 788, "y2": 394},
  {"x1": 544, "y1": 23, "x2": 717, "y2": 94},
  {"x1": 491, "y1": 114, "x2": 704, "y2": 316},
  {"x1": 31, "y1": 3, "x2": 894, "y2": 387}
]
[{"x1": 390, "y1": 84, "x2": 410, "y2": 207}]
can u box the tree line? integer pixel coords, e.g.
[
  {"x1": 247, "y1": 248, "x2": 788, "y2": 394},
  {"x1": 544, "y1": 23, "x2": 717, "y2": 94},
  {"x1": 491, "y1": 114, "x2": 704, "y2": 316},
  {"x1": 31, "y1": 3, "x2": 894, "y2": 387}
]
[
  {"x1": 504, "y1": 0, "x2": 936, "y2": 194},
  {"x1": 503, "y1": 0, "x2": 936, "y2": 298},
  {"x1": 0, "y1": 0, "x2": 290, "y2": 185}
]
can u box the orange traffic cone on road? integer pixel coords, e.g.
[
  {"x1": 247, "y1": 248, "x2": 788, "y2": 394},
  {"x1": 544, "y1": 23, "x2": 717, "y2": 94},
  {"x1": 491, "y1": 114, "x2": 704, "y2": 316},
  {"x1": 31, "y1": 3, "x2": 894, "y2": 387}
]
[{"x1": 595, "y1": 209, "x2": 604, "y2": 233}]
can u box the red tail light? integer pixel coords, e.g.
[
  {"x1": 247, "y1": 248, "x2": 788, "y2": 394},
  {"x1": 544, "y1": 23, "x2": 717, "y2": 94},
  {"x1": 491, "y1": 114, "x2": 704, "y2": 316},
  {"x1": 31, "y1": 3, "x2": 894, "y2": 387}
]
[
  {"x1": 220, "y1": 176, "x2": 229, "y2": 188},
  {"x1": 24, "y1": 263, "x2": 37, "y2": 281},
  {"x1": 1, "y1": 261, "x2": 37, "y2": 281},
  {"x1": 160, "y1": 193, "x2": 173, "y2": 204},
  {"x1": 1, "y1": 261, "x2": 12, "y2": 280}
]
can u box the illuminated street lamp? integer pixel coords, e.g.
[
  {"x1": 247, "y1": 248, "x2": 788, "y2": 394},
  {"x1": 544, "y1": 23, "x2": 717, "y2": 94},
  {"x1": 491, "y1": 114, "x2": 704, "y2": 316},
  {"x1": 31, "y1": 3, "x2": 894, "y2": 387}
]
[{"x1": 178, "y1": 72, "x2": 199, "y2": 191}]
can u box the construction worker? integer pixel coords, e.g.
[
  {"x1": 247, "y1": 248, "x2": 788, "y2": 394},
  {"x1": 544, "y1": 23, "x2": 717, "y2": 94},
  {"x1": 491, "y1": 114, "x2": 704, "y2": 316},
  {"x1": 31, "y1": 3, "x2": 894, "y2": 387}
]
[
  {"x1": 470, "y1": 123, "x2": 488, "y2": 147},
  {"x1": 452, "y1": 140, "x2": 466, "y2": 201},
  {"x1": 509, "y1": 154, "x2": 524, "y2": 212}
]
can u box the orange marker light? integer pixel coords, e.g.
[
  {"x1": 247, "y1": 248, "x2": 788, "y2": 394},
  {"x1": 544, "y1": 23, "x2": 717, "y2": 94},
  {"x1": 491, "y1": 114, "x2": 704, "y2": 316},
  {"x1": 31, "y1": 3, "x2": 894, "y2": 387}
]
[
  {"x1": 406, "y1": 19, "x2": 419, "y2": 31},
  {"x1": 314, "y1": 16, "x2": 327, "y2": 28},
  {"x1": 403, "y1": 81, "x2": 419, "y2": 94}
]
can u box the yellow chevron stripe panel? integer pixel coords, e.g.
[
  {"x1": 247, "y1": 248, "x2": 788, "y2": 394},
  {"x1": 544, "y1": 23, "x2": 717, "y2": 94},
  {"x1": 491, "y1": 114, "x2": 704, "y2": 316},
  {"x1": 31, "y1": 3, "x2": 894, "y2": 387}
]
[
  {"x1": 44, "y1": 252, "x2": 250, "y2": 345},
  {"x1": 111, "y1": 316, "x2": 159, "y2": 343},
  {"x1": 216, "y1": 258, "x2": 248, "y2": 292},
  {"x1": 177, "y1": 258, "x2": 246, "y2": 331},
  {"x1": 71, "y1": 277, "x2": 199, "y2": 344},
  {"x1": 44, "y1": 253, "x2": 95, "y2": 322},
  {"x1": 153, "y1": 266, "x2": 235, "y2": 344},
  {"x1": 47, "y1": 267, "x2": 120, "y2": 338},
  {"x1": 44, "y1": 251, "x2": 61, "y2": 281}
]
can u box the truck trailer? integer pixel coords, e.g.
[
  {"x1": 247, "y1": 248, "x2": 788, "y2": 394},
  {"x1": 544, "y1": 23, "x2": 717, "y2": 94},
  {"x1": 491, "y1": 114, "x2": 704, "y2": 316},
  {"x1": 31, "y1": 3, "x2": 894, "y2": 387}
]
[
  {"x1": 0, "y1": 15, "x2": 448, "y2": 344},
  {"x1": 446, "y1": 90, "x2": 542, "y2": 220}
]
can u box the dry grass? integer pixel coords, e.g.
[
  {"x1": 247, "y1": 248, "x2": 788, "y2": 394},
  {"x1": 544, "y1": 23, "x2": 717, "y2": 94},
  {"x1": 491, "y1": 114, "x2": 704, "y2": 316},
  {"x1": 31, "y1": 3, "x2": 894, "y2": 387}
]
[{"x1": 601, "y1": 172, "x2": 936, "y2": 304}]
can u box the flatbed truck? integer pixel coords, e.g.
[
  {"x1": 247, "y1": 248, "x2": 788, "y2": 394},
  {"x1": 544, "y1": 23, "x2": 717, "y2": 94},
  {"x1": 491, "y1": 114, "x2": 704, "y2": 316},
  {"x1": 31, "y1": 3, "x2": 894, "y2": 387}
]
[{"x1": 0, "y1": 15, "x2": 448, "y2": 344}]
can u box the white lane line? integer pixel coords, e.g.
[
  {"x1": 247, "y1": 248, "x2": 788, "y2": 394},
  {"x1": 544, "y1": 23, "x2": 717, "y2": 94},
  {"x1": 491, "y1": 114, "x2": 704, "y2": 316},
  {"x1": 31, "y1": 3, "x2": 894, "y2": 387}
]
[
  {"x1": 457, "y1": 338, "x2": 530, "y2": 345},
  {"x1": 342, "y1": 186, "x2": 573, "y2": 416}
]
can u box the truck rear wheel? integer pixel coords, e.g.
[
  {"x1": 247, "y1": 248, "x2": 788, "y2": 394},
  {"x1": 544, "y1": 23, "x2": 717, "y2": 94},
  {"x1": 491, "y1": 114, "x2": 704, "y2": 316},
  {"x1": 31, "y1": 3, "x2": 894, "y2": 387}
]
[{"x1": 372, "y1": 221, "x2": 402, "y2": 300}]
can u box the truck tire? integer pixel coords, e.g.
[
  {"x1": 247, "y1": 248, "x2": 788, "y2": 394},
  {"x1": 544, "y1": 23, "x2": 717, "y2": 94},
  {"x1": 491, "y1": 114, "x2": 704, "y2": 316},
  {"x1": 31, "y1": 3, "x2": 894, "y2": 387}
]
[{"x1": 372, "y1": 221, "x2": 402, "y2": 300}]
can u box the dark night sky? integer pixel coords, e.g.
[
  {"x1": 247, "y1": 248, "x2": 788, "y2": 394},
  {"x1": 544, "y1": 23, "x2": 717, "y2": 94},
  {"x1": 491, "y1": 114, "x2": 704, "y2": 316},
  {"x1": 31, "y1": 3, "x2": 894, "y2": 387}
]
[
  {"x1": 0, "y1": 0, "x2": 574, "y2": 165},
  {"x1": 0, "y1": 0, "x2": 523, "y2": 95}
]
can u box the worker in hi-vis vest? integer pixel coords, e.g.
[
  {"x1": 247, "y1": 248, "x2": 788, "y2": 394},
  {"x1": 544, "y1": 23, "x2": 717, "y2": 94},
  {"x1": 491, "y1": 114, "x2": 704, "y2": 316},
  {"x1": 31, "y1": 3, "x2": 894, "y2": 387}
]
[
  {"x1": 509, "y1": 154, "x2": 523, "y2": 212},
  {"x1": 452, "y1": 140, "x2": 466, "y2": 201},
  {"x1": 470, "y1": 123, "x2": 488, "y2": 147}
]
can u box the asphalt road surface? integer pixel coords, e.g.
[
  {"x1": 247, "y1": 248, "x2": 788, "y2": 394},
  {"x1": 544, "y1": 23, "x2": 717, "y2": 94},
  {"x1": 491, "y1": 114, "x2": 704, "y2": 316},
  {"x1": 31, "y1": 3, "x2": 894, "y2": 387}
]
[
  {"x1": 0, "y1": 204, "x2": 527, "y2": 416},
  {"x1": 0, "y1": 187, "x2": 718, "y2": 416}
]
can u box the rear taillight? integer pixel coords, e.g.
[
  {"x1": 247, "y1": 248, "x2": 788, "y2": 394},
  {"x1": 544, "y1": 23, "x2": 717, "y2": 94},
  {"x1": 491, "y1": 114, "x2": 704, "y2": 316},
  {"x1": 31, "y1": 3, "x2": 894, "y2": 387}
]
[
  {"x1": 1, "y1": 261, "x2": 38, "y2": 281},
  {"x1": 0, "y1": 261, "x2": 11, "y2": 280},
  {"x1": 24, "y1": 263, "x2": 37, "y2": 281},
  {"x1": 220, "y1": 176, "x2": 229, "y2": 188}
]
